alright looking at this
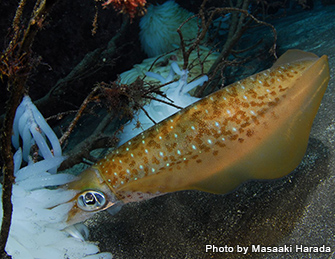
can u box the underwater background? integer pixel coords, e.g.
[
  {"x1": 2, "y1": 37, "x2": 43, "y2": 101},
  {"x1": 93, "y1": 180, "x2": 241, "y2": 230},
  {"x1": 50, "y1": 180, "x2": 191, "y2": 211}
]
[{"x1": 1, "y1": 0, "x2": 335, "y2": 258}]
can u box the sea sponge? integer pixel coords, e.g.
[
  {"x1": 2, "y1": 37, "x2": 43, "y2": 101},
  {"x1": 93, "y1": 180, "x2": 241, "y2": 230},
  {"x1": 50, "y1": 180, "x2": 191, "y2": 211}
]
[{"x1": 139, "y1": 1, "x2": 199, "y2": 57}]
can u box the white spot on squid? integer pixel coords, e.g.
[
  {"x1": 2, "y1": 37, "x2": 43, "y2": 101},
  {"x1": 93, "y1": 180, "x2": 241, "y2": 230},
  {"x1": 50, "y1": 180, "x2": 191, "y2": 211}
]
[
  {"x1": 192, "y1": 145, "x2": 197, "y2": 150},
  {"x1": 191, "y1": 126, "x2": 196, "y2": 130},
  {"x1": 174, "y1": 133, "x2": 178, "y2": 138},
  {"x1": 159, "y1": 151, "x2": 164, "y2": 157},
  {"x1": 139, "y1": 165, "x2": 144, "y2": 170},
  {"x1": 207, "y1": 139, "x2": 212, "y2": 144}
]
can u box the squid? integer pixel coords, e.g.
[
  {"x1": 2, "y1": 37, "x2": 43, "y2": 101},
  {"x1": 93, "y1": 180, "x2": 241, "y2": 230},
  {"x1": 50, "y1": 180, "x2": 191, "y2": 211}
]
[{"x1": 66, "y1": 50, "x2": 330, "y2": 224}]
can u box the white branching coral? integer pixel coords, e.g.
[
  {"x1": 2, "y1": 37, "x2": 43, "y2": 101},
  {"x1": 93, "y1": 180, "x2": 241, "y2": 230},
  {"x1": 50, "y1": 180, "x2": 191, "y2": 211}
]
[{"x1": 1, "y1": 96, "x2": 112, "y2": 259}]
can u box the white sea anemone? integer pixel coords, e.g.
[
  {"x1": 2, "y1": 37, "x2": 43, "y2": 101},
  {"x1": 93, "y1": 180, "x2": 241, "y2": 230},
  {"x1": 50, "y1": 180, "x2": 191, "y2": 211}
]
[
  {"x1": 1, "y1": 96, "x2": 112, "y2": 259},
  {"x1": 139, "y1": 1, "x2": 199, "y2": 57},
  {"x1": 118, "y1": 62, "x2": 208, "y2": 145},
  {"x1": 119, "y1": 46, "x2": 218, "y2": 86},
  {"x1": 117, "y1": 45, "x2": 218, "y2": 145}
]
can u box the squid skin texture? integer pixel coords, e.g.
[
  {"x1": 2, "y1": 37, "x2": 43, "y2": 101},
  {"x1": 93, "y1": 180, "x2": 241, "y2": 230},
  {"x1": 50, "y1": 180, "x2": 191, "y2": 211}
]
[{"x1": 67, "y1": 50, "x2": 330, "y2": 224}]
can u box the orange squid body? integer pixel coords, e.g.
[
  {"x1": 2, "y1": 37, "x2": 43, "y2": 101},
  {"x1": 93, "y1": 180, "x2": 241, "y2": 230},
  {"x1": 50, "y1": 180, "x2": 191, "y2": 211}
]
[{"x1": 67, "y1": 50, "x2": 330, "y2": 224}]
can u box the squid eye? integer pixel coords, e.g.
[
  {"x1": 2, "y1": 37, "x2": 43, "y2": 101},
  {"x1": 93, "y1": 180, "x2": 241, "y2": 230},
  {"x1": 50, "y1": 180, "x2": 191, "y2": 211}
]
[{"x1": 77, "y1": 190, "x2": 106, "y2": 212}]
